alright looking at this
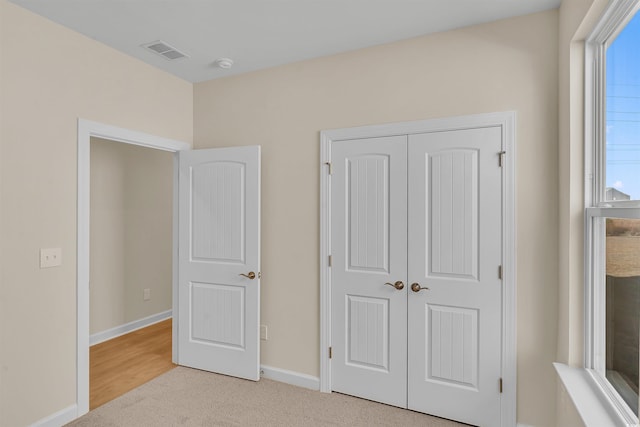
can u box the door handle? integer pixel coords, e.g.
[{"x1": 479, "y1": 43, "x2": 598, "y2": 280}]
[
  {"x1": 239, "y1": 271, "x2": 257, "y2": 279},
  {"x1": 411, "y1": 283, "x2": 429, "y2": 292},
  {"x1": 384, "y1": 281, "x2": 405, "y2": 290}
]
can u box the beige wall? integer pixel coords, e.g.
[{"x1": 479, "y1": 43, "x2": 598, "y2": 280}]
[
  {"x1": 194, "y1": 10, "x2": 559, "y2": 426},
  {"x1": 0, "y1": 1, "x2": 192, "y2": 425},
  {"x1": 90, "y1": 138, "x2": 173, "y2": 335},
  {"x1": 2, "y1": 1, "x2": 615, "y2": 425}
]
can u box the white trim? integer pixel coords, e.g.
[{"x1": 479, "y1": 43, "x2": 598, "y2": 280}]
[
  {"x1": 588, "y1": 0, "x2": 639, "y2": 47},
  {"x1": 89, "y1": 310, "x2": 172, "y2": 346},
  {"x1": 78, "y1": 119, "x2": 189, "y2": 153},
  {"x1": 77, "y1": 121, "x2": 91, "y2": 416},
  {"x1": 172, "y1": 153, "x2": 179, "y2": 364},
  {"x1": 76, "y1": 118, "x2": 189, "y2": 418},
  {"x1": 29, "y1": 404, "x2": 77, "y2": 427},
  {"x1": 321, "y1": 111, "x2": 516, "y2": 141},
  {"x1": 319, "y1": 111, "x2": 517, "y2": 426},
  {"x1": 319, "y1": 134, "x2": 331, "y2": 393},
  {"x1": 554, "y1": 363, "x2": 633, "y2": 427},
  {"x1": 260, "y1": 365, "x2": 320, "y2": 391}
]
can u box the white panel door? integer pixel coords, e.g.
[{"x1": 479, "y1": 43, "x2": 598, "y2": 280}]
[
  {"x1": 178, "y1": 145, "x2": 260, "y2": 381},
  {"x1": 407, "y1": 128, "x2": 502, "y2": 426},
  {"x1": 331, "y1": 136, "x2": 408, "y2": 407}
]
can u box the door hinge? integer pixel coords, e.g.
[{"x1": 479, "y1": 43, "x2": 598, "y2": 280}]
[
  {"x1": 499, "y1": 378, "x2": 503, "y2": 393},
  {"x1": 498, "y1": 151, "x2": 506, "y2": 167},
  {"x1": 328, "y1": 255, "x2": 332, "y2": 267},
  {"x1": 329, "y1": 346, "x2": 333, "y2": 359},
  {"x1": 324, "y1": 162, "x2": 332, "y2": 175},
  {"x1": 498, "y1": 265, "x2": 503, "y2": 280}
]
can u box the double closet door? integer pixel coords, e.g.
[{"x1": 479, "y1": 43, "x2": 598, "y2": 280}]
[{"x1": 330, "y1": 127, "x2": 503, "y2": 426}]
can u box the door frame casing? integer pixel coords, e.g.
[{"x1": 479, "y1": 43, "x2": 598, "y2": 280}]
[
  {"x1": 319, "y1": 111, "x2": 516, "y2": 426},
  {"x1": 76, "y1": 118, "x2": 190, "y2": 416}
]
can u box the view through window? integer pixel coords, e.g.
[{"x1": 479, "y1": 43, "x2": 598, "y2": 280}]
[
  {"x1": 606, "y1": 12, "x2": 640, "y2": 201},
  {"x1": 605, "y1": 218, "x2": 640, "y2": 415},
  {"x1": 602, "y1": 9, "x2": 640, "y2": 416}
]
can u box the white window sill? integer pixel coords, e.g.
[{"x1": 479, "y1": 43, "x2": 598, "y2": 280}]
[{"x1": 554, "y1": 363, "x2": 638, "y2": 427}]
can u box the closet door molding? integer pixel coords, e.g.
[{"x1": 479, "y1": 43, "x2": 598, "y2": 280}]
[{"x1": 319, "y1": 111, "x2": 516, "y2": 426}]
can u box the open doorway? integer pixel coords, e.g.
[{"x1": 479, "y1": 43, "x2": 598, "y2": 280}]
[
  {"x1": 77, "y1": 119, "x2": 190, "y2": 416},
  {"x1": 88, "y1": 137, "x2": 175, "y2": 409}
]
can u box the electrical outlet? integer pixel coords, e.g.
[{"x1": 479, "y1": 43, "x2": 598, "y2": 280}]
[
  {"x1": 143, "y1": 288, "x2": 151, "y2": 301},
  {"x1": 260, "y1": 325, "x2": 268, "y2": 340},
  {"x1": 40, "y1": 248, "x2": 62, "y2": 268}
]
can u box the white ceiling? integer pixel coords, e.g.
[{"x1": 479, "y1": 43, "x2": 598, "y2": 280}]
[{"x1": 10, "y1": 0, "x2": 561, "y2": 83}]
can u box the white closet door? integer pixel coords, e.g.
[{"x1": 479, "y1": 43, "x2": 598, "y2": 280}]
[
  {"x1": 177, "y1": 146, "x2": 261, "y2": 381},
  {"x1": 407, "y1": 128, "x2": 503, "y2": 426},
  {"x1": 330, "y1": 136, "x2": 408, "y2": 408}
]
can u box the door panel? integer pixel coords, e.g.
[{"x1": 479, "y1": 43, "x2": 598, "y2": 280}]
[
  {"x1": 407, "y1": 128, "x2": 502, "y2": 426},
  {"x1": 178, "y1": 146, "x2": 260, "y2": 381},
  {"x1": 331, "y1": 136, "x2": 408, "y2": 408},
  {"x1": 427, "y1": 304, "x2": 479, "y2": 388},
  {"x1": 190, "y1": 282, "x2": 245, "y2": 349},
  {"x1": 346, "y1": 295, "x2": 390, "y2": 371},
  {"x1": 191, "y1": 161, "x2": 245, "y2": 263},
  {"x1": 429, "y1": 149, "x2": 479, "y2": 279},
  {"x1": 347, "y1": 154, "x2": 390, "y2": 273}
]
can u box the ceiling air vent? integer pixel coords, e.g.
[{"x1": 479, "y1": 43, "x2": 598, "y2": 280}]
[{"x1": 141, "y1": 40, "x2": 188, "y2": 61}]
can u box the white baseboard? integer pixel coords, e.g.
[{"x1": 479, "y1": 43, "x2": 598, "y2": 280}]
[
  {"x1": 260, "y1": 364, "x2": 320, "y2": 391},
  {"x1": 30, "y1": 404, "x2": 77, "y2": 427},
  {"x1": 90, "y1": 310, "x2": 172, "y2": 346}
]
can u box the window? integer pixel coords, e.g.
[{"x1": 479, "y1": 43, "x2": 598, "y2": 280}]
[{"x1": 586, "y1": 0, "x2": 640, "y2": 423}]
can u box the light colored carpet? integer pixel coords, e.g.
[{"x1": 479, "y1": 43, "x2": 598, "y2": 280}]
[{"x1": 67, "y1": 366, "x2": 466, "y2": 426}]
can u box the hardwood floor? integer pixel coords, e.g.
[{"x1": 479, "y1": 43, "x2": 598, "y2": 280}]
[{"x1": 90, "y1": 318, "x2": 175, "y2": 410}]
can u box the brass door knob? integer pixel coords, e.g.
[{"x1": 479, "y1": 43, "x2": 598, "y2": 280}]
[
  {"x1": 411, "y1": 283, "x2": 429, "y2": 292},
  {"x1": 239, "y1": 271, "x2": 256, "y2": 279},
  {"x1": 384, "y1": 281, "x2": 405, "y2": 290}
]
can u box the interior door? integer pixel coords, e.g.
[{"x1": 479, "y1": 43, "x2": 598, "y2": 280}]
[
  {"x1": 330, "y1": 136, "x2": 408, "y2": 407},
  {"x1": 177, "y1": 145, "x2": 261, "y2": 381},
  {"x1": 407, "y1": 128, "x2": 503, "y2": 426}
]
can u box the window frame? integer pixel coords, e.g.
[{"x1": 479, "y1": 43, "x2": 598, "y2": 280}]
[{"x1": 585, "y1": 0, "x2": 640, "y2": 423}]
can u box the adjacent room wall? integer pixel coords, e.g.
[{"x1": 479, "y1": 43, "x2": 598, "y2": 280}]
[
  {"x1": 90, "y1": 139, "x2": 126, "y2": 334},
  {"x1": 0, "y1": 0, "x2": 192, "y2": 425},
  {"x1": 90, "y1": 138, "x2": 173, "y2": 335},
  {"x1": 122, "y1": 143, "x2": 174, "y2": 327},
  {"x1": 194, "y1": 10, "x2": 559, "y2": 427}
]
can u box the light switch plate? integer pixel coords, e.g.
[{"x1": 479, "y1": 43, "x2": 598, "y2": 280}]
[
  {"x1": 40, "y1": 248, "x2": 62, "y2": 268},
  {"x1": 260, "y1": 325, "x2": 268, "y2": 341}
]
